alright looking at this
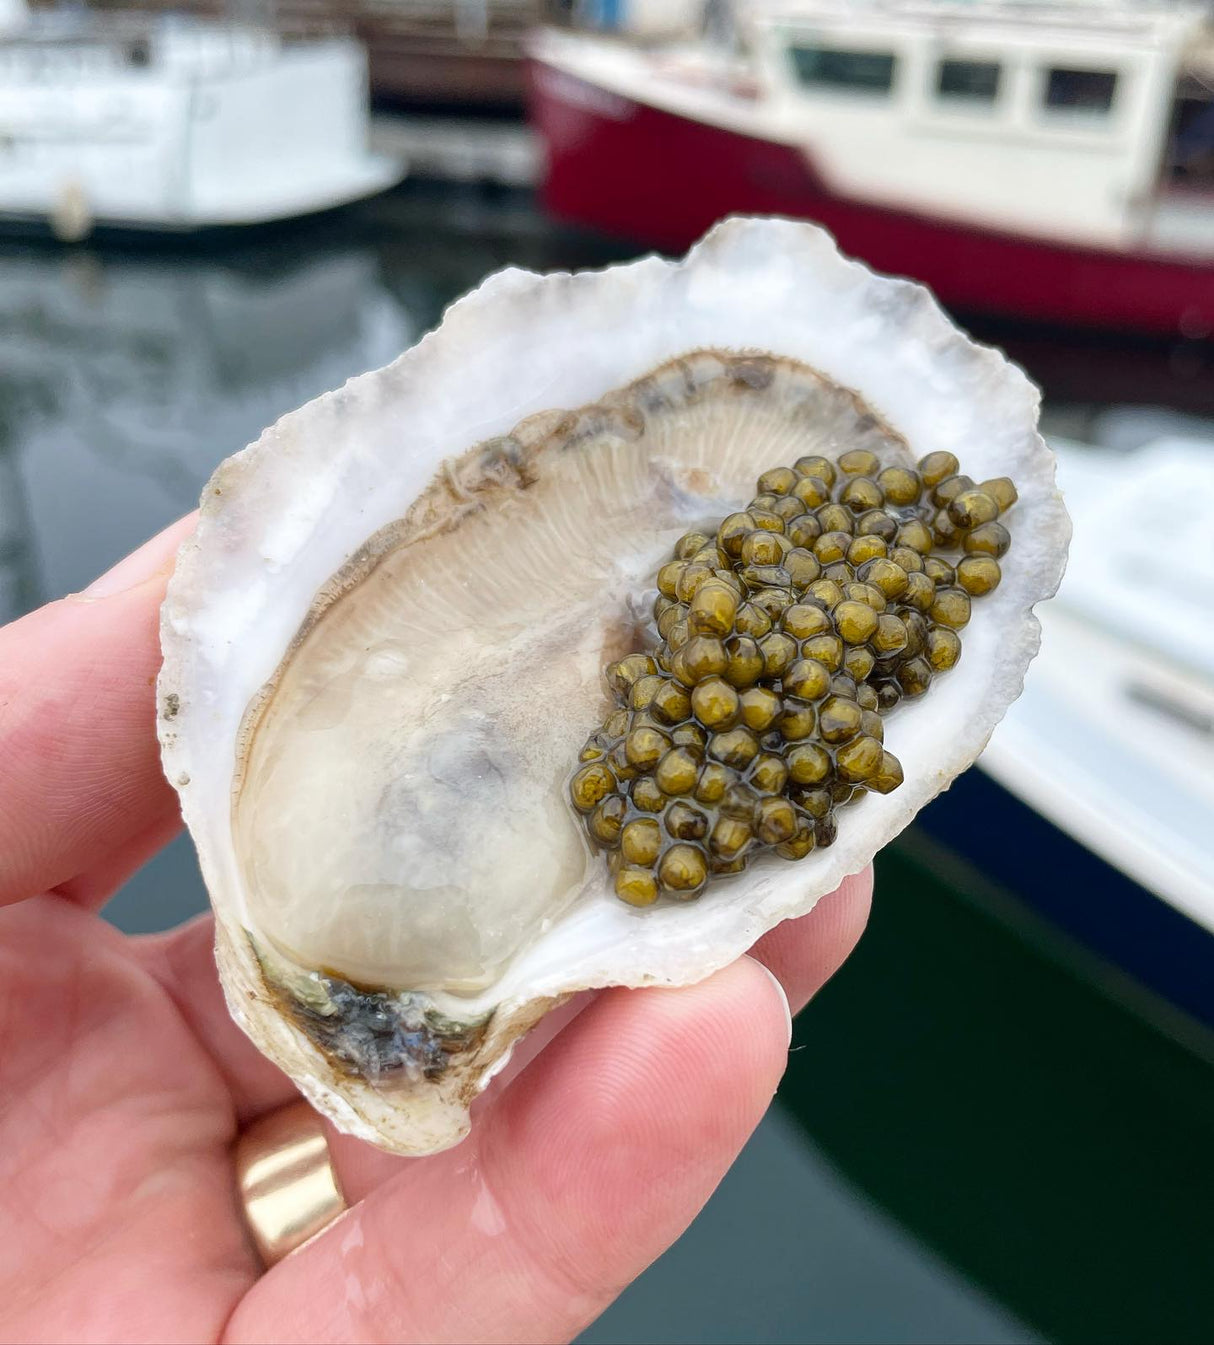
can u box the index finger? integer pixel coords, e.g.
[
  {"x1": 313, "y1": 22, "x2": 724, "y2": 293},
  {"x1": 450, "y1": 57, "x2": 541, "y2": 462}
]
[{"x1": 0, "y1": 516, "x2": 195, "y2": 908}]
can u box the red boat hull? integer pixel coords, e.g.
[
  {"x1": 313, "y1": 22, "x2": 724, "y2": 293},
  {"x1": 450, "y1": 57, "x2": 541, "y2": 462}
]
[{"x1": 529, "y1": 59, "x2": 1214, "y2": 336}]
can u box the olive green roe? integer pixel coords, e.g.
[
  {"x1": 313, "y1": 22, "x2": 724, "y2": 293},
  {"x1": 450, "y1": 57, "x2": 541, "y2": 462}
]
[{"x1": 569, "y1": 450, "x2": 1016, "y2": 907}]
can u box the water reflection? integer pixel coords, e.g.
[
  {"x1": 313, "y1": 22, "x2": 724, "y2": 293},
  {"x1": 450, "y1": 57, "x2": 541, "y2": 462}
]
[
  {"x1": 0, "y1": 428, "x2": 36, "y2": 624},
  {"x1": 0, "y1": 237, "x2": 414, "y2": 605}
]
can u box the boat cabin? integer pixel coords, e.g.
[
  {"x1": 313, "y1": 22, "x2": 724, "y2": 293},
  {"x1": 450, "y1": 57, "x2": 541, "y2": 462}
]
[
  {"x1": 744, "y1": 0, "x2": 1214, "y2": 255},
  {"x1": 0, "y1": 2, "x2": 399, "y2": 231}
]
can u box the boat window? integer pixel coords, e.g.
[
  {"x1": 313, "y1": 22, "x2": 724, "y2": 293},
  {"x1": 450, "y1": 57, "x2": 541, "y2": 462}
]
[
  {"x1": 1163, "y1": 78, "x2": 1214, "y2": 188},
  {"x1": 936, "y1": 59, "x2": 1000, "y2": 103},
  {"x1": 789, "y1": 46, "x2": 896, "y2": 95},
  {"x1": 1043, "y1": 67, "x2": 1118, "y2": 115}
]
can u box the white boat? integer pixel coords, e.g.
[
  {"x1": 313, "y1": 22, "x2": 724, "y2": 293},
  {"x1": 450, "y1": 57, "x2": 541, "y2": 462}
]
[
  {"x1": 0, "y1": 0, "x2": 404, "y2": 234},
  {"x1": 985, "y1": 437, "x2": 1214, "y2": 937},
  {"x1": 921, "y1": 430, "x2": 1214, "y2": 1035}
]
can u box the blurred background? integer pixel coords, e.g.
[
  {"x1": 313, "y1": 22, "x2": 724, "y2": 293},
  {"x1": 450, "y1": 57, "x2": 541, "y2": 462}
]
[{"x1": 2, "y1": 0, "x2": 1213, "y2": 1340}]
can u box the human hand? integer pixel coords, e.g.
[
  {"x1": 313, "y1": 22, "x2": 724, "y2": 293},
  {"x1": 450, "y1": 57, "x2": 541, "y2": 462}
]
[{"x1": 0, "y1": 519, "x2": 871, "y2": 1344}]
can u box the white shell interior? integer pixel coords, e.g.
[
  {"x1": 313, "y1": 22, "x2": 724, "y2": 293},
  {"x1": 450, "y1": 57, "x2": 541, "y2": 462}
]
[{"x1": 159, "y1": 217, "x2": 1070, "y2": 1153}]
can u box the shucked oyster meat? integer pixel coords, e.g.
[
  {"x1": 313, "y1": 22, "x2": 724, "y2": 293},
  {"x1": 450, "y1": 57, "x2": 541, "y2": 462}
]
[{"x1": 158, "y1": 218, "x2": 1070, "y2": 1156}]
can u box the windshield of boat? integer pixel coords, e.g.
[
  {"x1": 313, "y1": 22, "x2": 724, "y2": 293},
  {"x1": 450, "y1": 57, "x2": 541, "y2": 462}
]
[{"x1": 1165, "y1": 62, "x2": 1214, "y2": 190}]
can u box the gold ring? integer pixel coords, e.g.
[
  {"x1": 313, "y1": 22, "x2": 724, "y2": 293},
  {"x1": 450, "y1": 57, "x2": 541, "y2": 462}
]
[{"x1": 234, "y1": 1100, "x2": 348, "y2": 1266}]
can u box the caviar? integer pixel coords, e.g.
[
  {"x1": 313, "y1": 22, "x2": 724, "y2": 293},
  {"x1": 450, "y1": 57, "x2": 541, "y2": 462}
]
[{"x1": 571, "y1": 450, "x2": 1014, "y2": 905}]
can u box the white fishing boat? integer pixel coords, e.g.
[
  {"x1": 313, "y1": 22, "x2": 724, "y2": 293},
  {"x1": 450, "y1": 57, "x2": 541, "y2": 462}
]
[
  {"x1": 988, "y1": 438, "x2": 1214, "y2": 929},
  {"x1": 920, "y1": 431, "x2": 1214, "y2": 1036},
  {"x1": 88, "y1": 0, "x2": 544, "y2": 110},
  {"x1": 0, "y1": 0, "x2": 404, "y2": 234},
  {"x1": 529, "y1": 0, "x2": 1214, "y2": 333}
]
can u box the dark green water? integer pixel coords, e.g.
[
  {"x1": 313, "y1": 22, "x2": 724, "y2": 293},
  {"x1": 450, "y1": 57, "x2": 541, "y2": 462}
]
[
  {"x1": 800, "y1": 836, "x2": 1214, "y2": 1345},
  {"x1": 2, "y1": 181, "x2": 1211, "y2": 1344}
]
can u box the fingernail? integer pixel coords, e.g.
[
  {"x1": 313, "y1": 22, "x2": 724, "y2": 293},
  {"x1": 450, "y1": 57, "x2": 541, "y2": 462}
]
[
  {"x1": 77, "y1": 517, "x2": 193, "y2": 600},
  {"x1": 748, "y1": 957, "x2": 793, "y2": 1048}
]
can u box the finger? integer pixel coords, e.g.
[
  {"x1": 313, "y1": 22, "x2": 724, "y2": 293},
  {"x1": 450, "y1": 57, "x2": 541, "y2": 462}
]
[
  {"x1": 137, "y1": 917, "x2": 596, "y2": 1130},
  {"x1": 136, "y1": 915, "x2": 301, "y2": 1122},
  {"x1": 323, "y1": 871, "x2": 869, "y2": 1202},
  {"x1": 313, "y1": 990, "x2": 598, "y2": 1206},
  {"x1": 149, "y1": 864, "x2": 866, "y2": 1141},
  {"x1": 150, "y1": 852, "x2": 865, "y2": 1141},
  {"x1": 224, "y1": 957, "x2": 791, "y2": 1345},
  {"x1": 0, "y1": 896, "x2": 259, "y2": 1344},
  {"x1": 52, "y1": 810, "x2": 183, "y2": 908},
  {"x1": 0, "y1": 516, "x2": 194, "y2": 908},
  {"x1": 750, "y1": 866, "x2": 873, "y2": 1014}
]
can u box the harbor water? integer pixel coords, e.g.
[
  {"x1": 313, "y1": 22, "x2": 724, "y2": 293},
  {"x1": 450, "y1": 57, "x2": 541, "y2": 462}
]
[{"x1": 2, "y1": 180, "x2": 1212, "y2": 1344}]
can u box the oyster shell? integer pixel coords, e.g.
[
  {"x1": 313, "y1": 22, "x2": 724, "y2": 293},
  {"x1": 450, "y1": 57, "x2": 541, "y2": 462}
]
[{"x1": 159, "y1": 217, "x2": 1069, "y2": 1156}]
